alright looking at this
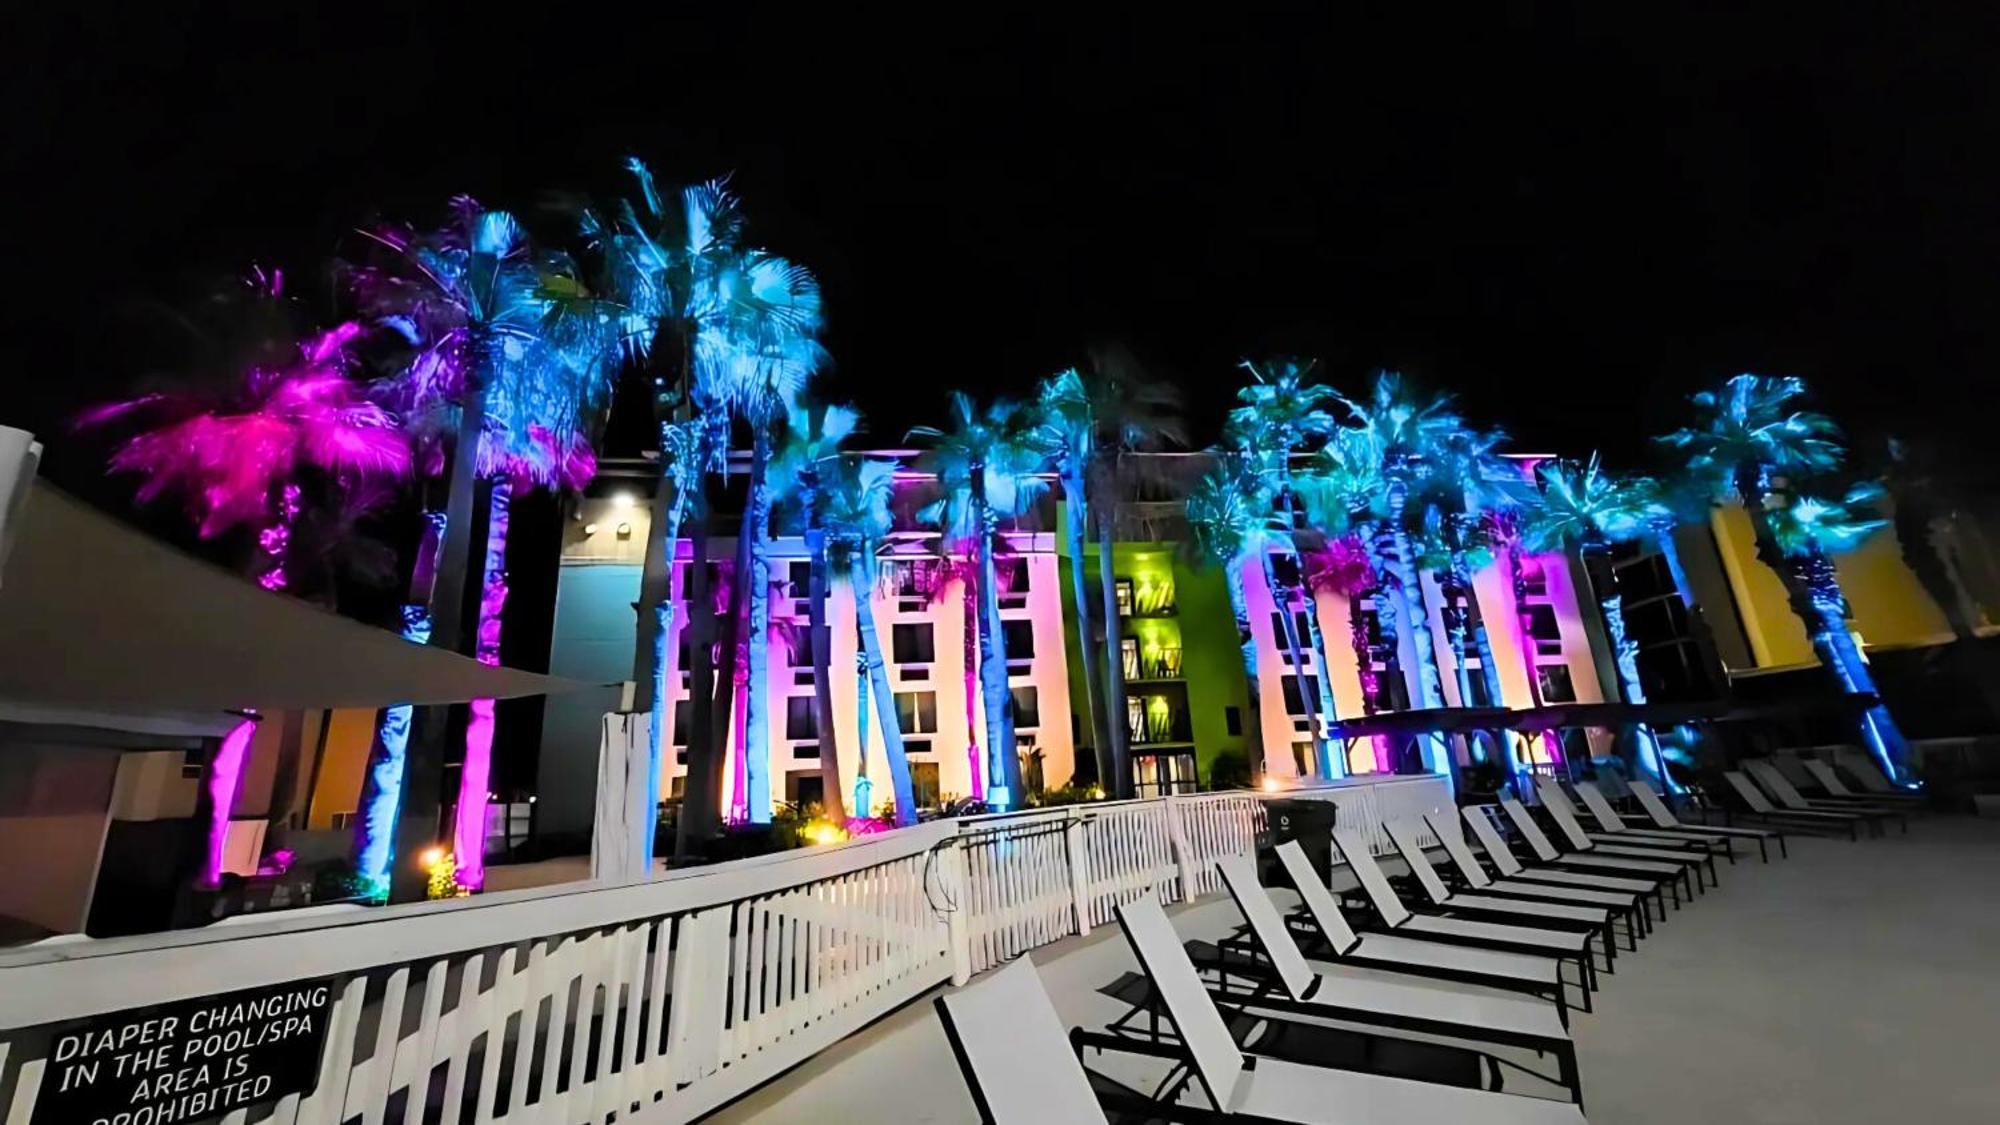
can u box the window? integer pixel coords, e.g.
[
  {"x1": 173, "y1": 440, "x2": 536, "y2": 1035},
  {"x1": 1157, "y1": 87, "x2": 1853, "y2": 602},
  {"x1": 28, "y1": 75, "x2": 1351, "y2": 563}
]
[
  {"x1": 181, "y1": 748, "x2": 204, "y2": 780},
  {"x1": 329, "y1": 811, "x2": 356, "y2": 830},
  {"x1": 1011, "y1": 686, "x2": 1040, "y2": 729},
  {"x1": 1002, "y1": 619, "x2": 1035, "y2": 660},
  {"x1": 1280, "y1": 674, "x2": 1321, "y2": 718},
  {"x1": 911, "y1": 762, "x2": 942, "y2": 808},
  {"x1": 670, "y1": 775, "x2": 687, "y2": 799},
  {"x1": 786, "y1": 771, "x2": 825, "y2": 810},
  {"x1": 1291, "y1": 741, "x2": 1313, "y2": 777},
  {"x1": 889, "y1": 558, "x2": 942, "y2": 601},
  {"x1": 1269, "y1": 611, "x2": 1314, "y2": 664},
  {"x1": 896, "y1": 691, "x2": 939, "y2": 735},
  {"x1": 1537, "y1": 665, "x2": 1577, "y2": 704},
  {"x1": 1000, "y1": 557, "x2": 1031, "y2": 594},
  {"x1": 1114, "y1": 578, "x2": 1134, "y2": 617},
  {"x1": 1269, "y1": 552, "x2": 1302, "y2": 590},
  {"x1": 1224, "y1": 706, "x2": 1242, "y2": 736},
  {"x1": 672, "y1": 702, "x2": 691, "y2": 764},
  {"x1": 786, "y1": 697, "x2": 819, "y2": 742},
  {"x1": 1121, "y1": 637, "x2": 1140, "y2": 680},
  {"x1": 787, "y1": 560, "x2": 812, "y2": 598},
  {"x1": 892, "y1": 622, "x2": 936, "y2": 664},
  {"x1": 1132, "y1": 751, "x2": 1198, "y2": 798},
  {"x1": 1526, "y1": 604, "x2": 1563, "y2": 657}
]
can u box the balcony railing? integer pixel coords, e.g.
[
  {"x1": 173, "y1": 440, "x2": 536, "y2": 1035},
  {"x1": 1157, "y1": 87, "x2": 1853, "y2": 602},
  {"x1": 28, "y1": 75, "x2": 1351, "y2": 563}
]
[
  {"x1": 1123, "y1": 646, "x2": 1184, "y2": 681},
  {"x1": 1128, "y1": 703, "x2": 1194, "y2": 745}
]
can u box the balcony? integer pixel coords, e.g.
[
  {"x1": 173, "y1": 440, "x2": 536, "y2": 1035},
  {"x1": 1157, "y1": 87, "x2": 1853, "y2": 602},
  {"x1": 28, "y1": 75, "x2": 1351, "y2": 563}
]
[
  {"x1": 1126, "y1": 696, "x2": 1193, "y2": 746},
  {"x1": 1122, "y1": 645, "x2": 1184, "y2": 682}
]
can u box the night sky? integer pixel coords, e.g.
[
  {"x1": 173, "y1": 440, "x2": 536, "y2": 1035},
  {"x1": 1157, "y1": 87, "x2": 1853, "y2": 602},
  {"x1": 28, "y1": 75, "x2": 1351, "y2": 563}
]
[{"x1": 9, "y1": 5, "x2": 1999, "y2": 476}]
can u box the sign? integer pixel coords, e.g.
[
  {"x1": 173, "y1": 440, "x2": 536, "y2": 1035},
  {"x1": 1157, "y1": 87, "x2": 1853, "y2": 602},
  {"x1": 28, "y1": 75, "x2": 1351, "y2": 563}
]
[{"x1": 33, "y1": 978, "x2": 334, "y2": 1125}]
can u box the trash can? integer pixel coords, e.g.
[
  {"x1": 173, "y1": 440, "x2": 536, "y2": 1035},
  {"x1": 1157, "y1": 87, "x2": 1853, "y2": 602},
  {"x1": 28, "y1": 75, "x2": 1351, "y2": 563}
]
[{"x1": 1261, "y1": 798, "x2": 1338, "y2": 888}]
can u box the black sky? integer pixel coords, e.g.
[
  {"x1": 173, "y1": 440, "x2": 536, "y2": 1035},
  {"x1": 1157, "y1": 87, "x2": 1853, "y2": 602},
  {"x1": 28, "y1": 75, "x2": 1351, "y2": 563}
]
[{"x1": 8, "y1": 4, "x2": 2000, "y2": 477}]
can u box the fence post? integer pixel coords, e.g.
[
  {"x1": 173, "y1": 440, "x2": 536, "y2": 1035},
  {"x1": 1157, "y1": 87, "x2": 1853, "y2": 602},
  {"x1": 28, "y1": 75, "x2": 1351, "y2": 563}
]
[
  {"x1": 1164, "y1": 796, "x2": 1199, "y2": 902},
  {"x1": 1064, "y1": 816, "x2": 1092, "y2": 937},
  {"x1": 938, "y1": 839, "x2": 975, "y2": 985}
]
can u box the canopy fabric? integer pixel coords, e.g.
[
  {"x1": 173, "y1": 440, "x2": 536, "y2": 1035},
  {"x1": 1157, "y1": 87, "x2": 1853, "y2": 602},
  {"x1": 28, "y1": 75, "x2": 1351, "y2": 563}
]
[{"x1": 0, "y1": 481, "x2": 594, "y2": 713}]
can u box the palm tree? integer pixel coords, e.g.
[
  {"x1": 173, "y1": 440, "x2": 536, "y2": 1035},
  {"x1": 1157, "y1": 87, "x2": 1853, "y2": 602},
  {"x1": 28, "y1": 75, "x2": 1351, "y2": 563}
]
[
  {"x1": 1303, "y1": 534, "x2": 1390, "y2": 772},
  {"x1": 589, "y1": 161, "x2": 827, "y2": 837},
  {"x1": 1630, "y1": 474, "x2": 1730, "y2": 695},
  {"x1": 1185, "y1": 457, "x2": 1274, "y2": 777},
  {"x1": 1336, "y1": 372, "x2": 1459, "y2": 780},
  {"x1": 1764, "y1": 483, "x2": 1916, "y2": 785},
  {"x1": 911, "y1": 394, "x2": 1049, "y2": 808},
  {"x1": 1522, "y1": 456, "x2": 1673, "y2": 789},
  {"x1": 822, "y1": 455, "x2": 920, "y2": 825},
  {"x1": 355, "y1": 201, "x2": 617, "y2": 889},
  {"x1": 1297, "y1": 427, "x2": 1406, "y2": 765},
  {"x1": 1659, "y1": 374, "x2": 1913, "y2": 785},
  {"x1": 1415, "y1": 425, "x2": 1512, "y2": 760},
  {"x1": 1035, "y1": 353, "x2": 1186, "y2": 797},
  {"x1": 770, "y1": 401, "x2": 861, "y2": 822},
  {"x1": 1226, "y1": 358, "x2": 1341, "y2": 776},
  {"x1": 92, "y1": 290, "x2": 411, "y2": 890}
]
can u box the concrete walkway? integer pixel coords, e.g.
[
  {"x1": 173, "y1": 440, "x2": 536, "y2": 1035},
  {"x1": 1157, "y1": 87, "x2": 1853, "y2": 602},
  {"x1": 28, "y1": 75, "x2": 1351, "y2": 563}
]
[{"x1": 709, "y1": 817, "x2": 2000, "y2": 1123}]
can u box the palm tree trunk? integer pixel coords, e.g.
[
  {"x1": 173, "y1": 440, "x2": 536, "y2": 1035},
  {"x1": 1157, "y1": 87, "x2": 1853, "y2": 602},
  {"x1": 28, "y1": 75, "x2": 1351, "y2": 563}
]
[
  {"x1": 1344, "y1": 590, "x2": 1383, "y2": 775},
  {"x1": 198, "y1": 715, "x2": 259, "y2": 889},
  {"x1": 1596, "y1": 581, "x2": 1672, "y2": 790},
  {"x1": 960, "y1": 561, "x2": 984, "y2": 801},
  {"x1": 976, "y1": 507, "x2": 1022, "y2": 804},
  {"x1": 854, "y1": 622, "x2": 873, "y2": 817},
  {"x1": 454, "y1": 477, "x2": 511, "y2": 891},
  {"x1": 855, "y1": 552, "x2": 918, "y2": 825},
  {"x1": 1222, "y1": 554, "x2": 1266, "y2": 776},
  {"x1": 1096, "y1": 506, "x2": 1134, "y2": 797},
  {"x1": 640, "y1": 486, "x2": 690, "y2": 867},
  {"x1": 805, "y1": 517, "x2": 846, "y2": 823},
  {"x1": 354, "y1": 508, "x2": 444, "y2": 898},
  {"x1": 1383, "y1": 484, "x2": 1450, "y2": 781},
  {"x1": 710, "y1": 516, "x2": 754, "y2": 824},
  {"x1": 675, "y1": 494, "x2": 722, "y2": 857},
  {"x1": 744, "y1": 430, "x2": 774, "y2": 824},
  {"x1": 1791, "y1": 552, "x2": 1916, "y2": 785},
  {"x1": 1299, "y1": 580, "x2": 1344, "y2": 778},
  {"x1": 1261, "y1": 551, "x2": 1328, "y2": 777},
  {"x1": 1062, "y1": 469, "x2": 1116, "y2": 790}
]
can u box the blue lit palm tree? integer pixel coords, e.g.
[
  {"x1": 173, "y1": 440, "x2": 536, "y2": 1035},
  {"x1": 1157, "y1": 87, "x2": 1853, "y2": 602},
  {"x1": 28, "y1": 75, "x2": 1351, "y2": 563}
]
[
  {"x1": 911, "y1": 394, "x2": 1050, "y2": 808},
  {"x1": 1522, "y1": 456, "x2": 1673, "y2": 789},
  {"x1": 1764, "y1": 482, "x2": 1915, "y2": 785},
  {"x1": 822, "y1": 455, "x2": 921, "y2": 825},
  {"x1": 1659, "y1": 374, "x2": 1912, "y2": 784},
  {"x1": 1296, "y1": 429, "x2": 1401, "y2": 771},
  {"x1": 349, "y1": 200, "x2": 616, "y2": 892},
  {"x1": 1415, "y1": 426, "x2": 1512, "y2": 744},
  {"x1": 770, "y1": 401, "x2": 862, "y2": 823},
  {"x1": 1226, "y1": 358, "x2": 1341, "y2": 776},
  {"x1": 1336, "y1": 373, "x2": 1459, "y2": 779},
  {"x1": 1186, "y1": 456, "x2": 1276, "y2": 777}
]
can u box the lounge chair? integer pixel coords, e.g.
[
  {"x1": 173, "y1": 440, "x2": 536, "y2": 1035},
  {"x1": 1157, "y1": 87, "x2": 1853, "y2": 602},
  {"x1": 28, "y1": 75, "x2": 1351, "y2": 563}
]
[
  {"x1": 1272, "y1": 840, "x2": 1573, "y2": 1019},
  {"x1": 1378, "y1": 818, "x2": 1620, "y2": 968},
  {"x1": 1329, "y1": 825, "x2": 1600, "y2": 995},
  {"x1": 1533, "y1": 780, "x2": 1720, "y2": 889},
  {"x1": 1497, "y1": 797, "x2": 1695, "y2": 901},
  {"x1": 1461, "y1": 806, "x2": 1677, "y2": 915},
  {"x1": 1720, "y1": 770, "x2": 1865, "y2": 840},
  {"x1": 1421, "y1": 809, "x2": 1649, "y2": 947},
  {"x1": 1209, "y1": 854, "x2": 1584, "y2": 1100},
  {"x1": 1569, "y1": 782, "x2": 1737, "y2": 864},
  {"x1": 1530, "y1": 784, "x2": 1718, "y2": 891},
  {"x1": 935, "y1": 958, "x2": 1114, "y2": 1123},
  {"x1": 1831, "y1": 749, "x2": 1920, "y2": 797},
  {"x1": 1623, "y1": 779, "x2": 1786, "y2": 861},
  {"x1": 1800, "y1": 758, "x2": 1922, "y2": 807},
  {"x1": 1743, "y1": 759, "x2": 1907, "y2": 834},
  {"x1": 1074, "y1": 895, "x2": 1592, "y2": 1122}
]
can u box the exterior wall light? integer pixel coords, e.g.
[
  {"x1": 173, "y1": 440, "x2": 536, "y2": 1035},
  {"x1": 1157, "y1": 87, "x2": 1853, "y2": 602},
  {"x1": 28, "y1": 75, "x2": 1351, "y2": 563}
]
[
  {"x1": 583, "y1": 522, "x2": 599, "y2": 536},
  {"x1": 616, "y1": 522, "x2": 633, "y2": 539}
]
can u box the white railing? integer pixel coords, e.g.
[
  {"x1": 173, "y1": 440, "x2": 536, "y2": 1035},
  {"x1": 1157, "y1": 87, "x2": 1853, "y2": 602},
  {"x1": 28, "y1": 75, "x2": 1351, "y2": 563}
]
[{"x1": 0, "y1": 773, "x2": 1447, "y2": 1124}]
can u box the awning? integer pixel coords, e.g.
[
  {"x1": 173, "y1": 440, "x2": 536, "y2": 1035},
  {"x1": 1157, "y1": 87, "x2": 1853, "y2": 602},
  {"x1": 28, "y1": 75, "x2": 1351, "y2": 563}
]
[{"x1": 0, "y1": 481, "x2": 596, "y2": 714}]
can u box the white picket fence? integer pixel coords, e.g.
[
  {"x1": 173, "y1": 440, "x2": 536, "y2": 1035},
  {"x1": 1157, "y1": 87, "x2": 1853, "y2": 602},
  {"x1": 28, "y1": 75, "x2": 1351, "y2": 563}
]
[{"x1": 0, "y1": 774, "x2": 1447, "y2": 1125}]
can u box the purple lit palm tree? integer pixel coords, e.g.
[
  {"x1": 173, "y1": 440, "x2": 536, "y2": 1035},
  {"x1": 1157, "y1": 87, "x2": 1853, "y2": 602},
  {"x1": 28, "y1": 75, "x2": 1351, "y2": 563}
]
[
  {"x1": 89, "y1": 282, "x2": 410, "y2": 890},
  {"x1": 823, "y1": 455, "x2": 920, "y2": 825}
]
